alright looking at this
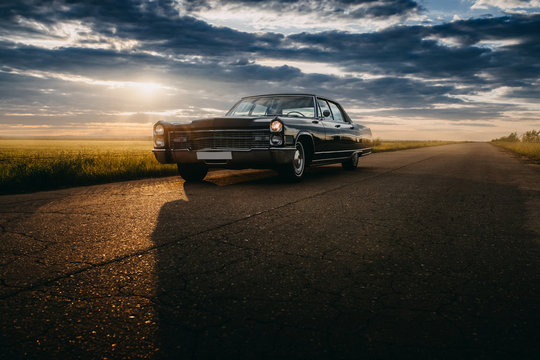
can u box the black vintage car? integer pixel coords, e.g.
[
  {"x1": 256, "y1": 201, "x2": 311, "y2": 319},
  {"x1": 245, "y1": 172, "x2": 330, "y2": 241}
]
[{"x1": 153, "y1": 94, "x2": 372, "y2": 181}]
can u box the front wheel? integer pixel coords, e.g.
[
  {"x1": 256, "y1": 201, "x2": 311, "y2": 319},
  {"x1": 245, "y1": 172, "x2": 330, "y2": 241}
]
[
  {"x1": 177, "y1": 163, "x2": 208, "y2": 182},
  {"x1": 278, "y1": 141, "x2": 305, "y2": 181},
  {"x1": 342, "y1": 152, "x2": 359, "y2": 170}
]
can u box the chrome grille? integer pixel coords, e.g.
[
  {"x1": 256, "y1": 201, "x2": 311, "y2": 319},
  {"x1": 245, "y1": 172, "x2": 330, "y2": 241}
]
[{"x1": 170, "y1": 130, "x2": 270, "y2": 150}]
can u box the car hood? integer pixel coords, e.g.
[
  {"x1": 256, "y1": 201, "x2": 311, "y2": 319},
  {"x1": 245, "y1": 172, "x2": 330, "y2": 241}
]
[{"x1": 168, "y1": 116, "x2": 274, "y2": 131}]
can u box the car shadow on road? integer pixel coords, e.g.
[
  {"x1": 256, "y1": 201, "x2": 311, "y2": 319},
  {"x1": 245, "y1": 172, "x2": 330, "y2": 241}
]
[{"x1": 151, "y1": 169, "x2": 540, "y2": 358}]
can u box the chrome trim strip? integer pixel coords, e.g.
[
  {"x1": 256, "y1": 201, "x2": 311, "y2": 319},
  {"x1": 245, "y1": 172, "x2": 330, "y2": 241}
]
[
  {"x1": 314, "y1": 147, "x2": 370, "y2": 154},
  {"x1": 167, "y1": 147, "x2": 295, "y2": 152},
  {"x1": 171, "y1": 129, "x2": 268, "y2": 133},
  {"x1": 314, "y1": 150, "x2": 352, "y2": 154},
  {"x1": 312, "y1": 156, "x2": 350, "y2": 162}
]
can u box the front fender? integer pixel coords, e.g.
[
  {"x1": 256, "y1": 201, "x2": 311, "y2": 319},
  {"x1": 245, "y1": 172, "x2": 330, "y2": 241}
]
[{"x1": 295, "y1": 131, "x2": 315, "y2": 148}]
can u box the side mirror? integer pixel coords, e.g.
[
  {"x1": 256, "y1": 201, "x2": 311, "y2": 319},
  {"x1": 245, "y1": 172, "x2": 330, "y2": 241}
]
[{"x1": 322, "y1": 109, "x2": 331, "y2": 117}]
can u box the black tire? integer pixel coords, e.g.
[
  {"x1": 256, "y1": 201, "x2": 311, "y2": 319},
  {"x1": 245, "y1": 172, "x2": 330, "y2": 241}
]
[
  {"x1": 177, "y1": 163, "x2": 208, "y2": 182},
  {"x1": 342, "y1": 152, "x2": 359, "y2": 170},
  {"x1": 278, "y1": 141, "x2": 306, "y2": 181}
]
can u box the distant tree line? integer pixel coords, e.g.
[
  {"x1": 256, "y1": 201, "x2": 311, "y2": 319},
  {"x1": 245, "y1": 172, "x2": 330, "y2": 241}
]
[{"x1": 492, "y1": 130, "x2": 540, "y2": 143}]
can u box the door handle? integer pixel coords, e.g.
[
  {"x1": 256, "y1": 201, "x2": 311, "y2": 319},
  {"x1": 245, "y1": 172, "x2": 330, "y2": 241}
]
[
  {"x1": 312, "y1": 120, "x2": 319, "y2": 124},
  {"x1": 335, "y1": 124, "x2": 341, "y2": 128},
  {"x1": 349, "y1": 126, "x2": 354, "y2": 129}
]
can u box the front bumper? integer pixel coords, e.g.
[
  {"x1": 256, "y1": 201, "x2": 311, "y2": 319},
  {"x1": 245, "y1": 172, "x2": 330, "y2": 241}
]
[{"x1": 153, "y1": 148, "x2": 296, "y2": 168}]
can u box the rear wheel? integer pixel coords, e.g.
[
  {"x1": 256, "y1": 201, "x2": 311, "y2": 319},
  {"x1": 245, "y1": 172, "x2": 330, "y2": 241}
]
[
  {"x1": 342, "y1": 152, "x2": 359, "y2": 170},
  {"x1": 177, "y1": 163, "x2": 208, "y2": 182},
  {"x1": 278, "y1": 141, "x2": 306, "y2": 181}
]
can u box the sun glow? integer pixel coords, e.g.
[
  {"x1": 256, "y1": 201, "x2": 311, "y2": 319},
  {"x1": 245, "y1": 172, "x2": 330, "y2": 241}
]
[
  {"x1": 1, "y1": 67, "x2": 174, "y2": 97},
  {"x1": 133, "y1": 82, "x2": 166, "y2": 96}
]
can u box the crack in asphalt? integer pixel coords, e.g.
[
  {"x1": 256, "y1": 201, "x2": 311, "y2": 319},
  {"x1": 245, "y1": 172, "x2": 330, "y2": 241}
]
[{"x1": 0, "y1": 155, "x2": 439, "y2": 300}]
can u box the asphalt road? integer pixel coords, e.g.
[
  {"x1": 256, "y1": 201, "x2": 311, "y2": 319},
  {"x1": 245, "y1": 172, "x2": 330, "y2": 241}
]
[{"x1": 1, "y1": 143, "x2": 539, "y2": 359}]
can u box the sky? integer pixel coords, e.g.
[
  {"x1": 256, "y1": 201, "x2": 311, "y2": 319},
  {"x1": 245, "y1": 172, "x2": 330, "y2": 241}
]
[{"x1": 1, "y1": 0, "x2": 539, "y2": 140}]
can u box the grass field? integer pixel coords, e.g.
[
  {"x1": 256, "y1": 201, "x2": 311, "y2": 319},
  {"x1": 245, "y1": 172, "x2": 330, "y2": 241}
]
[
  {"x1": 1, "y1": 139, "x2": 459, "y2": 194},
  {"x1": 372, "y1": 140, "x2": 460, "y2": 152},
  {"x1": 490, "y1": 141, "x2": 540, "y2": 162},
  {"x1": 0, "y1": 140, "x2": 177, "y2": 194}
]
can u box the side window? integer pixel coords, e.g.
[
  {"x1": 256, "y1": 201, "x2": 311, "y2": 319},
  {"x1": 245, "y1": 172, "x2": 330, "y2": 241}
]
[
  {"x1": 317, "y1": 99, "x2": 332, "y2": 120},
  {"x1": 328, "y1": 102, "x2": 345, "y2": 122}
]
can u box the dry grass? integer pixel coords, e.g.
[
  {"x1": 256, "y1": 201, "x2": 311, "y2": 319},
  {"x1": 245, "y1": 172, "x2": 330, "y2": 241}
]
[
  {"x1": 490, "y1": 141, "x2": 540, "y2": 162},
  {"x1": 372, "y1": 140, "x2": 460, "y2": 152},
  {"x1": 0, "y1": 139, "x2": 176, "y2": 194}
]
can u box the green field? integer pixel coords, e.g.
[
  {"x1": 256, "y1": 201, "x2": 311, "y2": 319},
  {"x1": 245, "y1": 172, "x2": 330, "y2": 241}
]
[
  {"x1": 490, "y1": 141, "x2": 540, "y2": 162},
  {"x1": 1, "y1": 139, "x2": 459, "y2": 194}
]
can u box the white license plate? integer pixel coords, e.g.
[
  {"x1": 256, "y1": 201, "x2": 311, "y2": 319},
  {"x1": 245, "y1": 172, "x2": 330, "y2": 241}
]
[{"x1": 196, "y1": 151, "x2": 232, "y2": 160}]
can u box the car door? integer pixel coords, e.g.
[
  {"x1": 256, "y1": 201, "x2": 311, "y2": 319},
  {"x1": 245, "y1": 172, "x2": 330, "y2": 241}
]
[
  {"x1": 328, "y1": 101, "x2": 356, "y2": 155},
  {"x1": 316, "y1": 98, "x2": 342, "y2": 157}
]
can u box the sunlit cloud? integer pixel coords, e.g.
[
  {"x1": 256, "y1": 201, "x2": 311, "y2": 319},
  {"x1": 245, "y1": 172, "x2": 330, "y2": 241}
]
[
  {"x1": 472, "y1": 0, "x2": 540, "y2": 10},
  {"x1": 0, "y1": 0, "x2": 538, "y2": 140},
  {"x1": 256, "y1": 59, "x2": 347, "y2": 76},
  {"x1": 3, "y1": 17, "x2": 139, "y2": 50},
  {"x1": 4, "y1": 124, "x2": 52, "y2": 128},
  {"x1": 451, "y1": 86, "x2": 540, "y2": 112},
  {"x1": 1, "y1": 67, "x2": 174, "y2": 93},
  {"x1": 189, "y1": 6, "x2": 399, "y2": 34},
  {"x1": 477, "y1": 39, "x2": 523, "y2": 49},
  {"x1": 115, "y1": 107, "x2": 224, "y2": 118},
  {"x1": 179, "y1": 0, "x2": 422, "y2": 34}
]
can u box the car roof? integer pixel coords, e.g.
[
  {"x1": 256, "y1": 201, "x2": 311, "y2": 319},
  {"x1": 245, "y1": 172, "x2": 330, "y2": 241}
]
[{"x1": 241, "y1": 93, "x2": 338, "y2": 102}]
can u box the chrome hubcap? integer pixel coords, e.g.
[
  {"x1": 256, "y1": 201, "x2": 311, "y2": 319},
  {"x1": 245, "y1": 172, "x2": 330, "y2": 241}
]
[{"x1": 293, "y1": 145, "x2": 304, "y2": 175}]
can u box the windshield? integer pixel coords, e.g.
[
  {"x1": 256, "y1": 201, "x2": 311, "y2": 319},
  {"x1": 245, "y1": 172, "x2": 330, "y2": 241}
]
[{"x1": 227, "y1": 96, "x2": 315, "y2": 118}]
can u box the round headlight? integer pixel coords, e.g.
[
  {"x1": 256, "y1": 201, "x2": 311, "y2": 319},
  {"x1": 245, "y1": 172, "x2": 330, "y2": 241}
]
[
  {"x1": 154, "y1": 124, "x2": 164, "y2": 136},
  {"x1": 270, "y1": 120, "x2": 283, "y2": 132},
  {"x1": 154, "y1": 136, "x2": 165, "y2": 148},
  {"x1": 270, "y1": 133, "x2": 283, "y2": 146}
]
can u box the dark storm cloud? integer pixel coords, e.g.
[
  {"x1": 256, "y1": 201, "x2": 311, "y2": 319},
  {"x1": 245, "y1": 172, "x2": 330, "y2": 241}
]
[
  {"x1": 0, "y1": 0, "x2": 286, "y2": 58},
  {"x1": 350, "y1": 0, "x2": 419, "y2": 17},
  {"x1": 0, "y1": 0, "x2": 420, "y2": 56},
  {"x1": 0, "y1": 0, "x2": 420, "y2": 27},
  {"x1": 287, "y1": 14, "x2": 540, "y2": 86},
  {"x1": 3, "y1": 0, "x2": 537, "y2": 85},
  {"x1": 0, "y1": 42, "x2": 459, "y2": 111},
  {"x1": 182, "y1": 0, "x2": 421, "y2": 19},
  {"x1": 430, "y1": 13, "x2": 540, "y2": 45},
  {"x1": 301, "y1": 29, "x2": 491, "y2": 80},
  {"x1": 0, "y1": 71, "x2": 49, "y2": 102},
  {"x1": 0, "y1": 0, "x2": 538, "y2": 129},
  {"x1": 0, "y1": 0, "x2": 176, "y2": 25},
  {"x1": 185, "y1": 62, "x2": 463, "y2": 109},
  {"x1": 0, "y1": 43, "x2": 135, "y2": 73}
]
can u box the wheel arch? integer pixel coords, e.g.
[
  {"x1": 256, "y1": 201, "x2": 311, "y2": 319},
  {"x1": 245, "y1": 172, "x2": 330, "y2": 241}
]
[{"x1": 296, "y1": 132, "x2": 314, "y2": 166}]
